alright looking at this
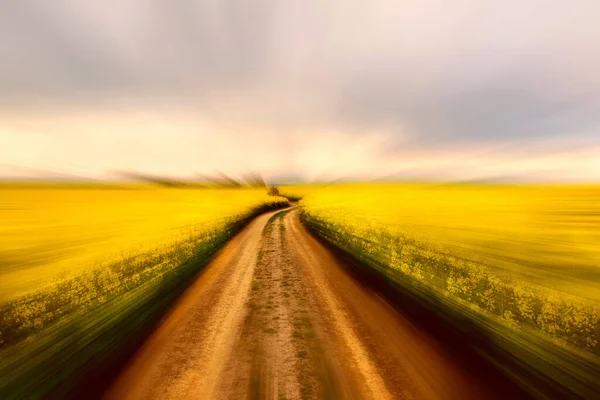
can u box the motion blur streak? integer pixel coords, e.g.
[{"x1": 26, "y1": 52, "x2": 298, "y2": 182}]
[
  {"x1": 0, "y1": 185, "x2": 288, "y2": 398},
  {"x1": 291, "y1": 183, "x2": 600, "y2": 397},
  {"x1": 0, "y1": 0, "x2": 599, "y2": 399}
]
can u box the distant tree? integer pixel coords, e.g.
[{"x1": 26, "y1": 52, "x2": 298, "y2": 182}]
[{"x1": 268, "y1": 186, "x2": 280, "y2": 196}]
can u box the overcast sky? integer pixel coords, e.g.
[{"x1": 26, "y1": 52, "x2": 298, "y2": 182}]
[{"x1": 1, "y1": 0, "x2": 599, "y2": 182}]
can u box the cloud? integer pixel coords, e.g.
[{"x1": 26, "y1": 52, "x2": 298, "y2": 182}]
[{"x1": 0, "y1": 0, "x2": 599, "y2": 180}]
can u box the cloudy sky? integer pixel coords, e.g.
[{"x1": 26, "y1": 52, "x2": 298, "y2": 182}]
[{"x1": 1, "y1": 0, "x2": 599, "y2": 182}]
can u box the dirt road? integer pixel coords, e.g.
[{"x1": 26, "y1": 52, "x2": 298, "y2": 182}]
[{"x1": 105, "y1": 208, "x2": 528, "y2": 399}]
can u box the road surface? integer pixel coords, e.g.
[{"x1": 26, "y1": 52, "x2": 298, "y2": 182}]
[{"x1": 105, "y1": 208, "x2": 528, "y2": 399}]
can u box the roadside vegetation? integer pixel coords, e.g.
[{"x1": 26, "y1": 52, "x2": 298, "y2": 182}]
[
  {"x1": 0, "y1": 185, "x2": 288, "y2": 398},
  {"x1": 292, "y1": 183, "x2": 600, "y2": 397}
]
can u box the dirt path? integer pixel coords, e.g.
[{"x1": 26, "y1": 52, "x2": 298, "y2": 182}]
[{"x1": 105, "y1": 208, "x2": 528, "y2": 400}]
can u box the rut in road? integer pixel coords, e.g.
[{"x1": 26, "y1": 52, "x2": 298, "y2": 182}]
[{"x1": 105, "y1": 208, "x2": 529, "y2": 400}]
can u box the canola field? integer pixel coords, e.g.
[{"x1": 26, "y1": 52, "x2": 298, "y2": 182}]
[
  {"x1": 287, "y1": 183, "x2": 600, "y2": 394},
  {"x1": 0, "y1": 185, "x2": 287, "y2": 397},
  {"x1": 1, "y1": 186, "x2": 288, "y2": 303}
]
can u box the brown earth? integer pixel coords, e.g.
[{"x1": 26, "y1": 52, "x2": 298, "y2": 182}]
[{"x1": 105, "y1": 208, "x2": 529, "y2": 400}]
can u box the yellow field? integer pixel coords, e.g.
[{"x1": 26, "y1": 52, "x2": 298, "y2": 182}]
[
  {"x1": 1, "y1": 186, "x2": 284, "y2": 304},
  {"x1": 290, "y1": 183, "x2": 600, "y2": 355},
  {"x1": 0, "y1": 185, "x2": 288, "y2": 396}
]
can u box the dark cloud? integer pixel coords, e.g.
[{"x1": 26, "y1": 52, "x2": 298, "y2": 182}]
[
  {"x1": 340, "y1": 66, "x2": 600, "y2": 149},
  {"x1": 0, "y1": 0, "x2": 275, "y2": 98}
]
